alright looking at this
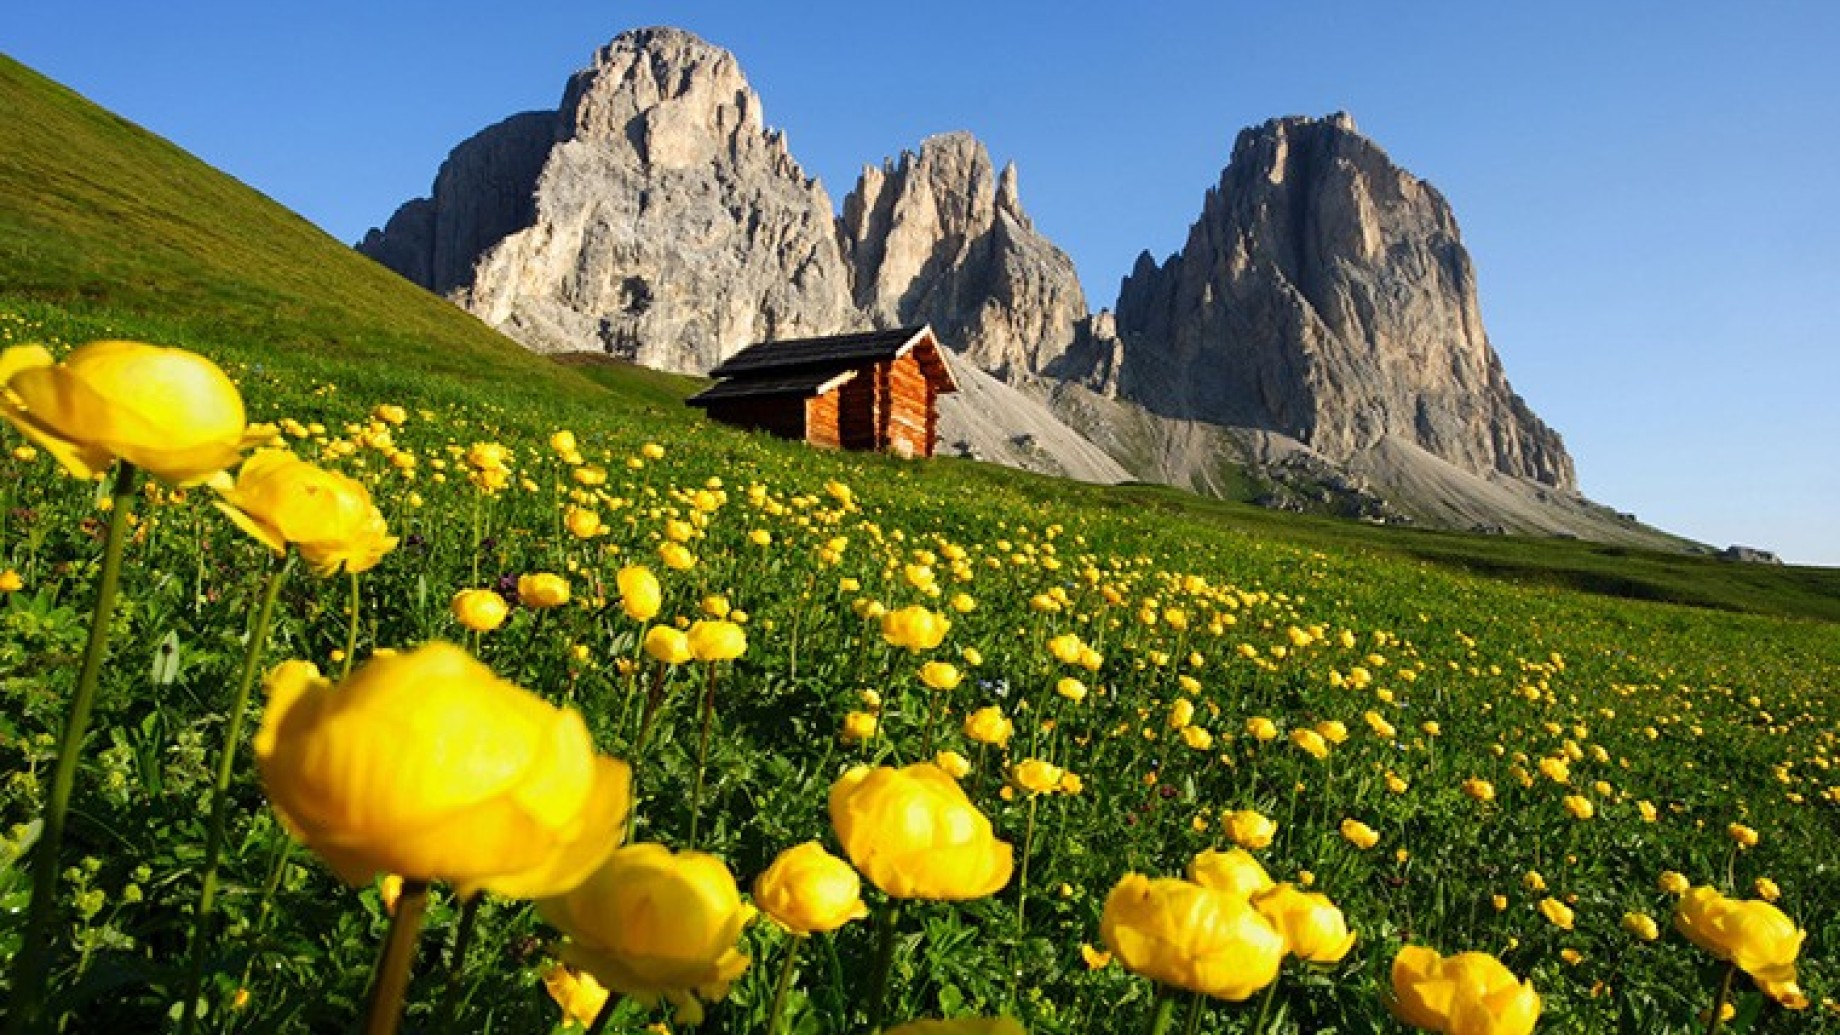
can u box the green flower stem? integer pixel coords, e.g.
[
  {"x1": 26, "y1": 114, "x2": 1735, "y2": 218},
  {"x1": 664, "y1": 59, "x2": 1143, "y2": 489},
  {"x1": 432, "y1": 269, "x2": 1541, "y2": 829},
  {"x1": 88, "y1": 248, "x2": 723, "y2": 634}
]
[
  {"x1": 584, "y1": 994, "x2": 621, "y2": 1035},
  {"x1": 1015, "y1": 794, "x2": 1040, "y2": 938},
  {"x1": 686, "y1": 663, "x2": 720, "y2": 849},
  {"x1": 1146, "y1": 988, "x2": 1178, "y2": 1035},
  {"x1": 919, "y1": 687, "x2": 941, "y2": 758},
  {"x1": 362, "y1": 878, "x2": 431, "y2": 1035},
  {"x1": 235, "y1": 834, "x2": 296, "y2": 992},
  {"x1": 866, "y1": 899, "x2": 906, "y2": 1034},
  {"x1": 178, "y1": 553, "x2": 291, "y2": 1035},
  {"x1": 765, "y1": 934, "x2": 804, "y2": 1035},
  {"x1": 432, "y1": 893, "x2": 483, "y2": 1029},
  {"x1": 1703, "y1": 960, "x2": 1737, "y2": 1035},
  {"x1": 5, "y1": 461, "x2": 138, "y2": 1035},
  {"x1": 342, "y1": 570, "x2": 362, "y2": 678},
  {"x1": 1252, "y1": 971, "x2": 1282, "y2": 1033},
  {"x1": 1181, "y1": 990, "x2": 1206, "y2": 1035}
]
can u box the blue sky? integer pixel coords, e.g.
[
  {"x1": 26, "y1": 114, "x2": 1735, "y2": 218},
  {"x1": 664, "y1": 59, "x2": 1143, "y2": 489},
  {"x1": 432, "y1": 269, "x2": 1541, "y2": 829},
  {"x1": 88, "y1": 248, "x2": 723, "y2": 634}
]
[{"x1": 7, "y1": 2, "x2": 1838, "y2": 564}]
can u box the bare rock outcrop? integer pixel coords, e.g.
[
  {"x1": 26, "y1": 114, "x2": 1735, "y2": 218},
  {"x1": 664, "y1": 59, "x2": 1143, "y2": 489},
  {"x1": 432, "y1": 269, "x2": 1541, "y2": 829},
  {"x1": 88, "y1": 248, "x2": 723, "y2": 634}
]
[
  {"x1": 360, "y1": 27, "x2": 855, "y2": 372},
  {"x1": 840, "y1": 133, "x2": 1090, "y2": 379},
  {"x1": 1095, "y1": 114, "x2": 1576, "y2": 489}
]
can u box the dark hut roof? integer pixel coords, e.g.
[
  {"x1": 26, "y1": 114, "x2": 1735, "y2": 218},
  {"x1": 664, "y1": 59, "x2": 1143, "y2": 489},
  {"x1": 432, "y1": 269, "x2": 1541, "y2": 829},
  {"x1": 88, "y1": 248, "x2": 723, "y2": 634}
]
[
  {"x1": 685, "y1": 367, "x2": 857, "y2": 406},
  {"x1": 707, "y1": 327, "x2": 927, "y2": 377}
]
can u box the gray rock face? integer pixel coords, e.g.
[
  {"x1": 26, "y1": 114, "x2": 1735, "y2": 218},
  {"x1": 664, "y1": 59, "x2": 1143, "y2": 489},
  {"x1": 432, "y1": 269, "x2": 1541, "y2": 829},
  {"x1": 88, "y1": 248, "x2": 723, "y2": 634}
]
[
  {"x1": 1099, "y1": 114, "x2": 1575, "y2": 489},
  {"x1": 360, "y1": 27, "x2": 855, "y2": 372},
  {"x1": 839, "y1": 133, "x2": 1090, "y2": 379}
]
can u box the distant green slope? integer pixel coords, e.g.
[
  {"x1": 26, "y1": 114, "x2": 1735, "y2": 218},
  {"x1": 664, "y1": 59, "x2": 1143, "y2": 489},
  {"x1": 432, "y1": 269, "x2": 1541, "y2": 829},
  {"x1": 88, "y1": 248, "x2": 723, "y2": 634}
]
[{"x1": 1, "y1": 52, "x2": 1835, "y2": 621}]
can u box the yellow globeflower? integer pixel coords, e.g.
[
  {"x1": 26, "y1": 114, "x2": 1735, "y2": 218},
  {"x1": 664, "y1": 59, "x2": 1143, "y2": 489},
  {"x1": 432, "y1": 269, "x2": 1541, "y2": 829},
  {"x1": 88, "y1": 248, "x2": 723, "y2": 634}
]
[
  {"x1": 1539, "y1": 897, "x2": 1575, "y2": 931},
  {"x1": 1675, "y1": 886, "x2": 1807, "y2": 1007},
  {"x1": 1253, "y1": 884, "x2": 1357, "y2": 964},
  {"x1": 1339, "y1": 819, "x2": 1380, "y2": 850},
  {"x1": 539, "y1": 843, "x2": 753, "y2": 1025},
  {"x1": 1055, "y1": 677, "x2": 1088, "y2": 702},
  {"x1": 1245, "y1": 716, "x2": 1279, "y2": 742},
  {"x1": 828, "y1": 763, "x2": 1013, "y2": 901},
  {"x1": 1011, "y1": 758, "x2": 1064, "y2": 795},
  {"x1": 841, "y1": 711, "x2": 878, "y2": 742},
  {"x1": 1189, "y1": 849, "x2": 1275, "y2": 898},
  {"x1": 1727, "y1": 823, "x2": 1760, "y2": 849},
  {"x1": 934, "y1": 750, "x2": 972, "y2": 779},
  {"x1": 1461, "y1": 778, "x2": 1496, "y2": 803},
  {"x1": 1047, "y1": 633, "x2": 1084, "y2": 665},
  {"x1": 752, "y1": 841, "x2": 868, "y2": 936},
  {"x1": 452, "y1": 589, "x2": 510, "y2": 633},
  {"x1": 1621, "y1": 911, "x2": 1660, "y2": 942},
  {"x1": 882, "y1": 605, "x2": 950, "y2": 651},
  {"x1": 686, "y1": 620, "x2": 747, "y2": 662},
  {"x1": 1100, "y1": 873, "x2": 1285, "y2": 1001},
  {"x1": 884, "y1": 1020, "x2": 1025, "y2": 1035},
  {"x1": 542, "y1": 963, "x2": 610, "y2": 1029},
  {"x1": 1290, "y1": 728, "x2": 1330, "y2": 760},
  {"x1": 1562, "y1": 795, "x2": 1595, "y2": 821},
  {"x1": 1388, "y1": 946, "x2": 1540, "y2": 1035},
  {"x1": 1168, "y1": 698, "x2": 1196, "y2": 730},
  {"x1": 918, "y1": 661, "x2": 962, "y2": 691},
  {"x1": 616, "y1": 566, "x2": 662, "y2": 622},
  {"x1": 1658, "y1": 870, "x2": 1691, "y2": 896},
  {"x1": 1, "y1": 340, "x2": 257, "y2": 484},
  {"x1": 214, "y1": 450, "x2": 397, "y2": 575},
  {"x1": 254, "y1": 647, "x2": 630, "y2": 895},
  {"x1": 964, "y1": 706, "x2": 1015, "y2": 747},
  {"x1": 564, "y1": 506, "x2": 604, "y2": 539},
  {"x1": 0, "y1": 570, "x2": 24, "y2": 593},
  {"x1": 659, "y1": 542, "x2": 696, "y2": 571},
  {"x1": 1225, "y1": 809, "x2": 1277, "y2": 851},
  {"x1": 643, "y1": 627, "x2": 693, "y2": 666},
  {"x1": 519, "y1": 573, "x2": 571, "y2": 609},
  {"x1": 884, "y1": 1019, "x2": 1025, "y2": 1035}
]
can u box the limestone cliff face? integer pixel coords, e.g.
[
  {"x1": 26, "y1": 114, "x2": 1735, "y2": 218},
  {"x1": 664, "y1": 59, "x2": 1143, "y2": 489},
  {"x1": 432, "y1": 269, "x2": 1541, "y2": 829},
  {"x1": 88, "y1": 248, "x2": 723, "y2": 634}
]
[
  {"x1": 360, "y1": 27, "x2": 855, "y2": 372},
  {"x1": 1103, "y1": 114, "x2": 1575, "y2": 489},
  {"x1": 839, "y1": 133, "x2": 1089, "y2": 379}
]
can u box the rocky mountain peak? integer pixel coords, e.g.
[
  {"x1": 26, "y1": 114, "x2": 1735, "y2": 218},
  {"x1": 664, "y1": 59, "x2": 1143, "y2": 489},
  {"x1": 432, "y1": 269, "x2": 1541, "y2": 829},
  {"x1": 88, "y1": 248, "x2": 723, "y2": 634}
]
[
  {"x1": 1102, "y1": 113, "x2": 1576, "y2": 489},
  {"x1": 840, "y1": 131, "x2": 1088, "y2": 379}
]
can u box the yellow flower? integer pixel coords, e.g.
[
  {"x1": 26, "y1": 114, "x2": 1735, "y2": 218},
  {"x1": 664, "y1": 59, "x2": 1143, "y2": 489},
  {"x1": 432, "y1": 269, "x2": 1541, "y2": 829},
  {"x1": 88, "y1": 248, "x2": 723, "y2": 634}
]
[
  {"x1": 1058, "y1": 771, "x2": 1084, "y2": 795},
  {"x1": 1055, "y1": 677, "x2": 1088, "y2": 703},
  {"x1": 1388, "y1": 946, "x2": 1540, "y2": 1035},
  {"x1": 841, "y1": 711, "x2": 878, "y2": 742},
  {"x1": 1314, "y1": 719, "x2": 1349, "y2": 745},
  {"x1": 686, "y1": 620, "x2": 746, "y2": 662},
  {"x1": 452, "y1": 589, "x2": 510, "y2": 633},
  {"x1": 1658, "y1": 870, "x2": 1691, "y2": 896},
  {"x1": 1621, "y1": 911, "x2": 1659, "y2": 942},
  {"x1": 1080, "y1": 943, "x2": 1113, "y2": 969},
  {"x1": 640, "y1": 442, "x2": 666, "y2": 461},
  {"x1": 1188, "y1": 848, "x2": 1274, "y2": 898},
  {"x1": 1562, "y1": 795, "x2": 1594, "y2": 821},
  {"x1": 1253, "y1": 883, "x2": 1356, "y2": 963},
  {"x1": 1728, "y1": 823, "x2": 1760, "y2": 849},
  {"x1": 1290, "y1": 728, "x2": 1330, "y2": 760},
  {"x1": 1675, "y1": 886, "x2": 1806, "y2": 998},
  {"x1": 1225, "y1": 809, "x2": 1276, "y2": 850},
  {"x1": 934, "y1": 750, "x2": 972, "y2": 779},
  {"x1": 883, "y1": 1019, "x2": 1026, "y2": 1035},
  {"x1": 1100, "y1": 873, "x2": 1285, "y2": 1001},
  {"x1": 564, "y1": 507, "x2": 604, "y2": 539},
  {"x1": 964, "y1": 706, "x2": 1015, "y2": 747},
  {"x1": 0, "y1": 570, "x2": 23, "y2": 593},
  {"x1": 1181, "y1": 725, "x2": 1213, "y2": 751},
  {"x1": 1011, "y1": 758, "x2": 1065, "y2": 795},
  {"x1": 1339, "y1": 819, "x2": 1380, "y2": 850},
  {"x1": 1, "y1": 340, "x2": 257, "y2": 484},
  {"x1": 659, "y1": 542, "x2": 696, "y2": 571},
  {"x1": 1754, "y1": 877, "x2": 1781, "y2": 902},
  {"x1": 882, "y1": 605, "x2": 950, "y2": 651},
  {"x1": 918, "y1": 661, "x2": 962, "y2": 691},
  {"x1": 548, "y1": 430, "x2": 578, "y2": 454},
  {"x1": 1538, "y1": 757, "x2": 1570, "y2": 784},
  {"x1": 828, "y1": 763, "x2": 1013, "y2": 901},
  {"x1": 255, "y1": 646, "x2": 630, "y2": 895},
  {"x1": 518, "y1": 573, "x2": 571, "y2": 609},
  {"x1": 214, "y1": 450, "x2": 397, "y2": 575},
  {"x1": 1245, "y1": 717, "x2": 1278, "y2": 742},
  {"x1": 1168, "y1": 698, "x2": 1196, "y2": 729},
  {"x1": 616, "y1": 566, "x2": 662, "y2": 622},
  {"x1": 539, "y1": 843, "x2": 753, "y2": 1025},
  {"x1": 1461, "y1": 778, "x2": 1496, "y2": 803},
  {"x1": 643, "y1": 627, "x2": 693, "y2": 666},
  {"x1": 752, "y1": 841, "x2": 868, "y2": 936},
  {"x1": 1539, "y1": 897, "x2": 1575, "y2": 931},
  {"x1": 543, "y1": 963, "x2": 610, "y2": 1029}
]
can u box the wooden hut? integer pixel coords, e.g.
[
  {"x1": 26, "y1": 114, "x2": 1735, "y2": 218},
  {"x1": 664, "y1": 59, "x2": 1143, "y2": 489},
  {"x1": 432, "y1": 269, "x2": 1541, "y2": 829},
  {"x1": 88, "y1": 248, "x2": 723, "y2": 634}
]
[{"x1": 687, "y1": 326, "x2": 958, "y2": 458}]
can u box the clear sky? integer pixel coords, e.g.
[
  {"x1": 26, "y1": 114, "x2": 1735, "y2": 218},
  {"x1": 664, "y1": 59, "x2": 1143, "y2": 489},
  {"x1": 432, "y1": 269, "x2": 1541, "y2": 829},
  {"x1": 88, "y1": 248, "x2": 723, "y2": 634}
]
[{"x1": 7, "y1": 2, "x2": 1838, "y2": 564}]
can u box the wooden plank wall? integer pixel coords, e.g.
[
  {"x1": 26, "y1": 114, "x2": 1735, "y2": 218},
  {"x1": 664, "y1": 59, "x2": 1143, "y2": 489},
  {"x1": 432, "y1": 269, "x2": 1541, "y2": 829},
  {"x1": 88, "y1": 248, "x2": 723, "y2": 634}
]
[
  {"x1": 838, "y1": 375, "x2": 878, "y2": 451},
  {"x1": 806, "y1": 391, "x2": 842, "y2": 449},
  {"x1": 887, "y1": 352, "x2": 933, "y2": 458}
]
